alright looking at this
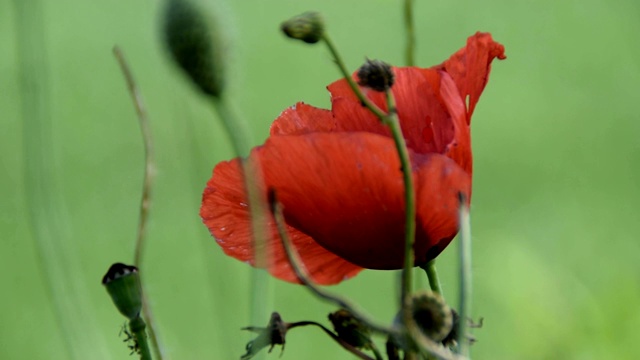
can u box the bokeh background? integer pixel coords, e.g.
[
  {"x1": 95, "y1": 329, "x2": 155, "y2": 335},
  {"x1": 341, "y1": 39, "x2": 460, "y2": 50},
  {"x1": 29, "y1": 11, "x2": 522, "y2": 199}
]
[{"x1": 1, "y1": 0, "x2": 639, "y2": 359}]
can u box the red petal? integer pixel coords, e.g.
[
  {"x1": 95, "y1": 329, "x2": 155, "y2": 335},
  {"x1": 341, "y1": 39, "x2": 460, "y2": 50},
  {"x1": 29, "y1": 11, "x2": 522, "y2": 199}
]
[
  {"x1": 328, "y1": 67, "x2": 458, "y2": 156},
  {"x1": 328, "y1": 67, "x2": 473, "y2": 176},
  {"x1": 270, "y1": 102, "x2": 336, "y2": 136},
  {"x1": 200, "y1": 158, "x2": 363, "y2": 285},
  {"x1": 436, "y1": 32, "x2": 506, "y2": 123},
  {"x1": 259, "y1": 132, "x2": 471, "y2": 269},
  {"x1": 432, "y1": 71, "x2": 472, "y2": 176}
]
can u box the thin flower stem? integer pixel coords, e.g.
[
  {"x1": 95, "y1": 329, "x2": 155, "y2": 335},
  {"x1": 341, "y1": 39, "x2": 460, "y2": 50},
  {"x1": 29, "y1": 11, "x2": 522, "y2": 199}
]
[
  {"x1": 320, "y1": 34, "x2": 387, "y2": 121},
  {"x1": 287, "y1": 321, "x2": 377, "y2": 360},
  {"x1": 211, "y1": 96, "x2": 272, "y2": 336},
  {"x1": 112, "y1": 47, "x2": 156, "y2": 270},
  {"x1": 403, "y1": 0, "x2": 416, "y2": 66},
  {"x1": 321, "y1": 31, "x2": 417, "y2": 319},
  {"x1": 211, "y1": 96, "x2": 253, "y2": 158},
  {"x1": 382, "y1": 90, "x2": 419, "y2": 360},
  {"x1": 269, "y1": 193, "x2": 397, "y2": 338},
  {"x1": 382, "y1": 91, "x2": 416, "y2": 310},
  {"x1": 457, "y1": 197, "x2": 472, "y2": 357},
  {"x1": 421, "y1": 260, "x2": 443, "y2": 296},
  {"x1": 113, "y1": 46, "x2": 165, "y2": 360}
]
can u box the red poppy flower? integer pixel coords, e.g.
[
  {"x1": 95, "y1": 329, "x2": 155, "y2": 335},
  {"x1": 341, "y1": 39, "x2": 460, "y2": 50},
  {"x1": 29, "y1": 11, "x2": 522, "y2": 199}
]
[{"x1": 201, "y1": 32, "x2": 505, "y2": 285}]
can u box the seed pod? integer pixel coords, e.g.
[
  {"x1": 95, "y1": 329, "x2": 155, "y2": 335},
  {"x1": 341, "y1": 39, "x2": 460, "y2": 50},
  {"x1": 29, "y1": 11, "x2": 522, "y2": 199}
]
[
  {"x1": 163, "y1": 0, "x2": 226, "y2": 98},
  {"x1": 407, "y1": 290, "x2": 453, "y2": 342},
  {"x1": 102, "y1": 263, "x2": 142, "y2": 320}
]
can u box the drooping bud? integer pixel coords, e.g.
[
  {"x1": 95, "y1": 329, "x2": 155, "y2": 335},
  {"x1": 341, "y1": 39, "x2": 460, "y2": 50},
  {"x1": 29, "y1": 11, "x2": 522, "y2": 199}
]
[
  {"x1": 280, "y1": 12, "x2": 324, "y2": 44},
  {"x1": 328, "y1": 309, "x2": 373, "y2": 350},
  {"x1": 407, "y1": 291, "x2": 453, "y2": 342},
  {"x1": 163, "y1": 0, "x2": 226, "y2": 98},
  {"x1": 102, "y1": 263, "x2": 142, "y2": 321},
  {"x1": 357, "y1": 59, "x2": 395, "y2": 92},
  {"x1": 241, "y1": 312, "x2": 288, "y2": 360}
]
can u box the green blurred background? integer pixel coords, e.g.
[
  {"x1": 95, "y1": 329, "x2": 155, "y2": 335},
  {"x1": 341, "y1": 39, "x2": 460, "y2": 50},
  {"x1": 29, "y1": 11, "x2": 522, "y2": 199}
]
[{"x1": 2, "y1": 0, "x2": 639, "y2": 359}]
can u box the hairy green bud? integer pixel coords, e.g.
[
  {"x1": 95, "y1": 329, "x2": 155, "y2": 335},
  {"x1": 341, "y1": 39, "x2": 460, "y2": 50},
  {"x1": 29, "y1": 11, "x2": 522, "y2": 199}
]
[
  {"x1": 280, "y1": 12, "x2": 324, "y2": 44},
  {"x1": 163, "y1": 0, "x2": 226, "y2": 98}
]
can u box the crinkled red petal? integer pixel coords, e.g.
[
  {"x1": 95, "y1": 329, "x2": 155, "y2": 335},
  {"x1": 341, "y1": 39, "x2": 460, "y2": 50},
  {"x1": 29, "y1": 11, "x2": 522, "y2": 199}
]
[
  {"x1": 200, "y1": 157, "x2": 363, "y2": 285},
  {"x1": 328, "y1": 67, "x2": 473, "y2": 176},
  {"x1": 328, "y1": 67, "x2": 457, "y2": 156},
  {"x1": 270, "y1": 102, "x2": 336, "y2": 136},
  {"x1": 258, "y1": 132, "x2": 470, "y2": 269},
  {"x1": 436, "y1": 32, "x2": 506, "y2": 123}
]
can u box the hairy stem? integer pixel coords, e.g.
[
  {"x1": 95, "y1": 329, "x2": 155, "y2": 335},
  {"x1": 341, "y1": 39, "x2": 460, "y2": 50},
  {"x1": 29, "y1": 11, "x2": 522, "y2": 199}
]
[{"x1": 129, "y1": 317, "x2": 153, "y2": 360}]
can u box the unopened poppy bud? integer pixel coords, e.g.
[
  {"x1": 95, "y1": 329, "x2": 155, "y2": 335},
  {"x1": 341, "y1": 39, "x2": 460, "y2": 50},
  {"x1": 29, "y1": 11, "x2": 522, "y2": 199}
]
[
  {"x1": 280, "y1": 12, "x2": 324, "y2": 44},
  {"x1": 102, "y1": 263, "x2": 142, "y2": 321},
  {"x1": 357, "y1": 59, "x2": 395, "y2": 92},
  {"x1": 163, "y1": 0, "x2": 226, "y2": 98},
  {"x1": 241, "y1": 312, "x2": 287, "y2": 360},
  {"x1": 328, "y1": 309, "x2": 373, "y2": 349},
  {"x1": 407, "y1": 291, "x2": 453, "y2": 342}
]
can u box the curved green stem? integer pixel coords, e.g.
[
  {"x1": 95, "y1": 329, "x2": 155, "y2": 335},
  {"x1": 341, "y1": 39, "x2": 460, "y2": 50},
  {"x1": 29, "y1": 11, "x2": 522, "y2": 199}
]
[
  {"x1": 211, "y1": 96, "x2": 252, "y2": 158},
  {"x1": 421, "y1": 260, "x2": 443, "y2": 296},
  {"x1": 270, "y1": 195, "x2": 397, "y2": 337},
  {"x1": 320, "y1": 34, "x2": 387, "y2": 120},
  {"x1": 382, "y1": 91, "x2": 418, "y2": 360},
  {"x1": 320, "y1": 31, "x2": 419, "y2": 357},
  {"x1": 288, "y1": 321, "x2": 376, "y2": 360},
  {"x1": 382, "y1": 91, "x2": 416, "y2": 310},
  {"x1": 403, "y1": 0, "x2": 416, "y2": 66},
  {"x1": 112, "y1": 46, "x2": 166, "y2": 360}
]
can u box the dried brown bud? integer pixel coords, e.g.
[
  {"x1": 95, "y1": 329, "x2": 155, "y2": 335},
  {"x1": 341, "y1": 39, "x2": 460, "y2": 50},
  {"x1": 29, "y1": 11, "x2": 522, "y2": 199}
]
[
  {"x1": 328, "y1": 309, "x2": 373, "y2": 350},
  {"x1": 357, "y1": 59, "x2": 395, "y2": 92}
]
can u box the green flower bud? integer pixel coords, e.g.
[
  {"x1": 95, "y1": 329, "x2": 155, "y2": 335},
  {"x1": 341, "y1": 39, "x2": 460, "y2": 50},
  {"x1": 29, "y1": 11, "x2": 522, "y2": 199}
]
[
  {"x1": 357, "y1": 59, "x2": 395, "y2": 92},
  {"x1": 163, "y1": 0, "x2": 226, "y2": 98},
  {"x1": 102, "y1": 263, "x2": 142, "y2": 320},
  {"x1": 280, "y1": 12, "x2": 324, "y2": 44}
]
